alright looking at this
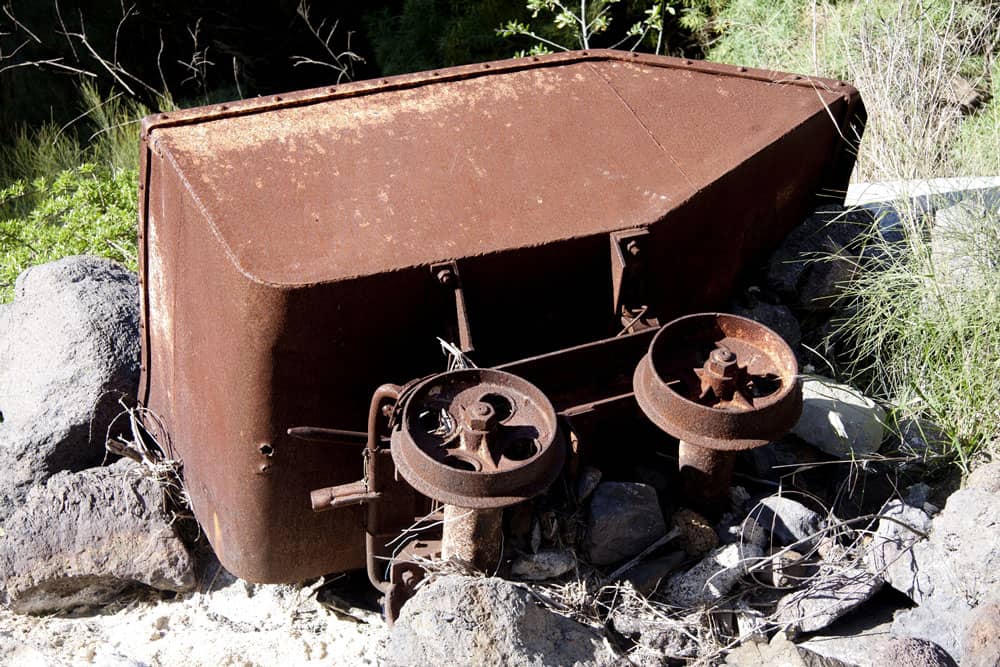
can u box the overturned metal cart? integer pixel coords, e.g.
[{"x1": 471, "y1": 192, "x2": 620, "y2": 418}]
[{"x1": 137, "y1": 49, "x2": 863, "y2": 617}]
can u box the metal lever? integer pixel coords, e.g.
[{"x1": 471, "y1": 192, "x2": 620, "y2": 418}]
[{"x1": 310, "y1": 480, "x2": 382, "y2": 511}]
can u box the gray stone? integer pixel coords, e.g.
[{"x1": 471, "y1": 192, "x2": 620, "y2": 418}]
[
  {"x1": 610, "y1": 610, "x2": 698, "y2": 661},
  {"x1": 765, "y1": 207, "x2": 866, "y2": 302},
  {"x1": 898, "y1": 419, "x2": 950, "y2": 459},
  {"x1": 889, "y1": 489, "x2": 1000, "y2": 661},
  {"x1": 773, "y1": 566, "x2": 883, "y2": 635},
  {"x1": 662, "y1": 541, "x2": 763, "y2": 608},
  {"x1": 791, "y1": 377, "x2": 886, "y2": 458},
  {"x1": 867, "y1": 500, "x2": 932, "y2": 593},
  {"x1": 965, "y1": 461, "x2": 1000, "y2": 494},
  {"x1": 796, "y1": 251, "x2": 854, "y2": 312},
  {"x1": 621, "y1": 552, "x2": 686, "y2": 596},
  {"x1": 585, "y1": 482, "x2": 666, "y2": 566},
  {"x1": 0, "y1": 256, "x2": 140, "y2": 508},
  {"x1": 731, "y1": 300, "x2": 802, "y2": 348},
  {"x1": 750, "y1": 495, "x2": 824, "y2": 549},
  {"x1": 961, "y1": 594, "x2": 1000, "y2": 667},
  {"x1": 510, "y1": 549, "x2": 576, "y2": 581},
  {"x1": 798, "y1": 593, "x2": 899, "y2": 666},
  {"x1": 575, "y1": 466, "x2": 602, "y2": 502},
  {"x1": 874, "y1": 638, "x2": 958, "y2": 667},
  {"x1": 0, "y1": 459, "x2": 195, "y2": 613},
  {"x1": 726, "y1": 633, "x2": 851, "y2": 667},
  {"x1": 903, "y1": 483, "x2": 933, "y2": 508},
  {"x1": 385, "y1": 575, "x2": 620, "y2": 667}
]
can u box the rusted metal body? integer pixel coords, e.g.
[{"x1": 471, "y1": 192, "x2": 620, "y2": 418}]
[
  {"x1": 138, "y1": 49, "x2": 864, "y2": 583},
  {"x1": 634, "y1": 313, "x2": 803, "y2": 508},
  {"x1": 390, "y1": 369, "x2": 563, "y2": 572}
]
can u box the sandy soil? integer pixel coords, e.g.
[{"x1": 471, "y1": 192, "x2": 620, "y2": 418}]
[{"x1": 0, "y1": 566, "x2": 388, "y2": 667}]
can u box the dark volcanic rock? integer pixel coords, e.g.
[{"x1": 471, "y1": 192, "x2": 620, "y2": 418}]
[
  {"x1": 0, "y1": 256, "x2": 140, "y2": 508},
  {"x1": 0, "y1": 459, "x2": 195, "y2": 613}
]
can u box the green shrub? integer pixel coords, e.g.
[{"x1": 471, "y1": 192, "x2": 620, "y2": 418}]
[
  {"x1": 0, "y1": 164, "x2": 138, "y2": 301},
  {"x1": 0, "y1": 82, "x2": 153, "y2": 303}
]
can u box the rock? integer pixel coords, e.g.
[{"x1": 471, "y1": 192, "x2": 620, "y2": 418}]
[
  {"x1": 750, "y1": 496, "x2": 824, "y2": 549},
  {"x1": 621, "y1": 552, "x2": 686, "y2": 596},
  {"x1": 575, "y1": 466, "x2": 602, "y2": 502},
  {"x1": 867, "y1": 500, "x2": 932, "y2": 591},
  {"x1": 889, "y1": 489, "x2": 1000, "y2": 660},
  {"x1": 510, "y1": 549, "x2": 576, "y2": 581},
  {"x1": 961, "y1": 594, "x2": 1000, "y2": 667},
  {"x1": 797, "y1": 591, "x2": 900, "y2": 665},
  {"x1": 898, "y1": 419, "x2": 950, "y2": 459},
  {"x1": 965, "y1": 461, "x2": 1000, "y2": 494},
  {"x1": 875, "y1": 638, "x2": 958, "y2": 667},
  {"x1": 672, "y1": 509, "x2": 719, "y2": 557},
  {"x1": 903, "y1": 483, "x2": 933, "y2": 508},
  {"x1": 796, "y1": 254, "x2": 856, "y2": 312},
  {"x1": 773, "y1": 566, "x2": 883, "y2": 635},
  {"x1": 765, "y1": 206, "x2": 866, "y2": 302},
  {"x1": 385, "y1": 575, "x2": 619, "y2": 667},
  {"x1": 725, "y1": 632, "x2": 851, "y2": 667},
  {"x1": 731, "y1": 299, "x2": 802, "y2": 348},
  {"x1": 747, "y1": 436, "x2": 823, "y2": 482},
  {"x1": 662, "y1": 541, "x2": 762, "y2": 608},
  {"x1": 0, "y1": 459, "x2": 195, "y2": 613},
  {"x1": 791, "y1": 377, "x2": 886, "y2": 458},
  {"x1": 610, "y1": 610, "x2": 698, "y2": 661},
  {"x1": 585, "y1": 482, "x2": 666, "y2": 566},
  {"x1": 0, "y1": 257, "x2": 140, "y2": 508}
]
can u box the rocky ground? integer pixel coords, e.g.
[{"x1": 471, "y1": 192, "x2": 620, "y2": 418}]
[{"x1": 1, "y1": 194, "x2": 998, "y2": 666}]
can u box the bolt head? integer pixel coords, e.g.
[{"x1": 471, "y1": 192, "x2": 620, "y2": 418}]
[
  {"x1": 706, "y1": 346, "x2": 739, "y2": 377},
  {"x1": 465, "y1": 402, "x2": 497, "y2": 431},
  {"x1": 436, "y1": 268, "x2": 455, "y2": 286}
]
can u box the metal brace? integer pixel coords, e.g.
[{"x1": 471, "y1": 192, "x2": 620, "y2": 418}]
[{"x1": 610, "y1": 228, "x2": 659, "y2": 333}]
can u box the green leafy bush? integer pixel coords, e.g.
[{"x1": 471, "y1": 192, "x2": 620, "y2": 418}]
[
  {"x1": 0, "y1": 164, "x2": 138, "y2": 302},
  {"x1": 0, "y1": 82, "x2": 151, "y2": 303}
]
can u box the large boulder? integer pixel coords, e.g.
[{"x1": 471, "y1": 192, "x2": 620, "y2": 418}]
[
  {"x1": 791, "y1": 377, "x2": 886, "y2": 458},
  {"x1": 384, "y1": 576, "x2": 619, "y2": 667},
  {"x1": 584, "y1": 482, "x2": 666, "y2": 566},
  {"x1": 0, "y1": 459, "x2": 195, "y2": 613},
  {"x1": 890, "y1": 489, "x2": 1000, "y2": 661},
  {"x1": 961, "y1": 594, "x2": 1000, "y2": 667},
  {"x1": 0, "y1": 257, "x2": 140, "y2": 507}
]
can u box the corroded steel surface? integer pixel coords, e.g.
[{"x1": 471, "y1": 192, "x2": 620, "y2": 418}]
[
  {"x1": 634, "y1": 313, "x2": 803, "y2": 508},
  {"x1": 390, "y1": 369, "x2": 564, "y2": 509},
  {"x1": 138, "y1": 49, "x2": 863, "y2": 582},
  {"x1": 441, "y1": 506, "x2": 503, "y2": 572},
  {"x1": 634, "y1": 313, "x2": 802, "y2": 450}
]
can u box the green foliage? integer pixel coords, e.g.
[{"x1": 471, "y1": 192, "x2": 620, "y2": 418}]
[
  {"x1": 0, "y1": 84, "x2": 151, "y2": 302},
  {"x1": 953, "y1": 57, "x2": 1000, "y2": 177},
  {"x1": 497, "y1": 0, "x2": 680, "y2": 56},
  {"x1": 833, "y1": 200, "x2": 1000, "y2": 467},
  {"x1": 0, "y1": 164, "x2": 138, "y2": 302}
]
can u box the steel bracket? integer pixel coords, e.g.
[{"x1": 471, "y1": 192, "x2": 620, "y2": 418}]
[{"x1": 610, "y1": 229, "x2": 659, "y2": 333}]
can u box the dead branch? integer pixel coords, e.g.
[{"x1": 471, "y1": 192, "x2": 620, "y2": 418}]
[{"x1": 292, "y1": 1, "x2": 363, "y2": 84}]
